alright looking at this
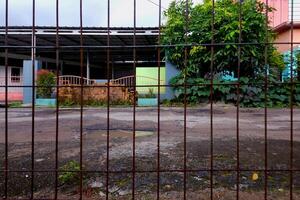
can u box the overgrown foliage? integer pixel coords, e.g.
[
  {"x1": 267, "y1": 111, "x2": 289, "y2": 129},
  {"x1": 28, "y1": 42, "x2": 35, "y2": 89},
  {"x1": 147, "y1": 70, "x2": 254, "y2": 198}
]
[
  {"x1": 162, "y1": 0, "x2": 283, "y2": 78},
  {"x1": 171, "y1": 76, "x2": 300, "y2": 107},
  {"x1": 36, "y1": 69, "x2": 56, "y2": 98},
  {"x1": 163, "y1": 0, "x2": 291, "y2": 107},
  {"x1": 59, "y1": 99, "x2": 132, "y2": 107}
]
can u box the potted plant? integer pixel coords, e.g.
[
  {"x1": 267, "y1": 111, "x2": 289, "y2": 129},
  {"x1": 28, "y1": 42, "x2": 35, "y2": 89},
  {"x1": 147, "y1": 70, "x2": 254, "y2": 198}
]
[
  {"x1": 137, "y1": 88, "x2": 158, "y2": 106},
  {"x1": 36, "y1": 69, "x2": 56, "y2": 106}
]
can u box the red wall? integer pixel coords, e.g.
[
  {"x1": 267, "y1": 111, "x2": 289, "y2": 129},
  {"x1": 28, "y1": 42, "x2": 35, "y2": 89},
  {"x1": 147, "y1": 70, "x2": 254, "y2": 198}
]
[{"x1": 0, "y1": 92, "x2": 23, "y2": 102}]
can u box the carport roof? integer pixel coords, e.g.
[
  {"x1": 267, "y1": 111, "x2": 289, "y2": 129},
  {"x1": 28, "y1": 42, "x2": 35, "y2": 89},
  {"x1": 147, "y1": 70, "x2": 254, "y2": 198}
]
[{"x1": 0, "y1": 26, "x2": 161, "y2": 64}]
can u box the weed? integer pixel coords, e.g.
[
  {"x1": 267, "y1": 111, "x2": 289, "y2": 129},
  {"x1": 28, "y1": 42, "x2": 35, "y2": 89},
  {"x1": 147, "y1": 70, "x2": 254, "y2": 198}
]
[{"x1": 59, "y1": 160, "x2": 82, "y2": 186}]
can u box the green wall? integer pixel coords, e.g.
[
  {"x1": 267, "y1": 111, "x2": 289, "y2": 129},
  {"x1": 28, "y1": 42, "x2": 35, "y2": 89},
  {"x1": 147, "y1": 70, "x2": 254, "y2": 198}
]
[{"x1": 136, "y1": 67, "x2": 166, "y2": 94}]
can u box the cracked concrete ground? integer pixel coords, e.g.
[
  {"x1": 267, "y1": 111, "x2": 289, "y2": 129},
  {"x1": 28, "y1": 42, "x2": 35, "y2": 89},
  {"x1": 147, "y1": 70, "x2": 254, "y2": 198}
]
[{"x1": 1, "y1": 104, "x2": 300, "y2": 199}]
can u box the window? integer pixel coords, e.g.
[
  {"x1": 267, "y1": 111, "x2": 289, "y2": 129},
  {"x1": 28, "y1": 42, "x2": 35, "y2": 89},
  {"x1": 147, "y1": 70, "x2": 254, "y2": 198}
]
[{"x1": 11, "y1": 67, "x2": 21, "y2": 83}]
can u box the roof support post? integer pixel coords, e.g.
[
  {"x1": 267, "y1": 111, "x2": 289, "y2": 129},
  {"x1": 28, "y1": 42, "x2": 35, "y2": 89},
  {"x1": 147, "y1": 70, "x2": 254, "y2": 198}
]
[{"x1": 86, "y1": 51, "x2": 90, "y2": 79}]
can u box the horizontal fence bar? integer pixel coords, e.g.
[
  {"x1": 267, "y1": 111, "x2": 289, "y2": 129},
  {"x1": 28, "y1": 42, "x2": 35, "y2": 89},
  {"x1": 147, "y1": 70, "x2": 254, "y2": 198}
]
[
  {"x1": 1, "y1": 42, "x2": 300, "y2": 49},
  {"x1": 2, "y1": 169, "x2": 300, "y2": 173},
  {"x1": 0, "y1": 82, "x2": 300, "y2": 88}
]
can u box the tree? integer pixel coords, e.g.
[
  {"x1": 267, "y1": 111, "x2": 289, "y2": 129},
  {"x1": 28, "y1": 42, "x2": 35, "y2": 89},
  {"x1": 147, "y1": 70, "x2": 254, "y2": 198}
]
[{"x1": 162, "y1": 0, "x2": 283, "y2": 79}]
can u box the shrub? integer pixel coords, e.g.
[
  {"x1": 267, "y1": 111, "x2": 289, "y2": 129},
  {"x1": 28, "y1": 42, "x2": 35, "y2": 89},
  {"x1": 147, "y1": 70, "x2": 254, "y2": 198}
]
[
  {"x1": 139, "y1": 88, "x2": 156, "y2": 98},
  {"x1": 36, "y1": 69, "x2": 56, "y2": 98},
  {"x1": 59, "y1": 160, "x2": 82, "y2": 186},
  {"x1": 170, "y1": 75, "x2": 300, "y2": 107},
  {"x1": 59, "y1": 98, "x2": 132, "y2": 107}
]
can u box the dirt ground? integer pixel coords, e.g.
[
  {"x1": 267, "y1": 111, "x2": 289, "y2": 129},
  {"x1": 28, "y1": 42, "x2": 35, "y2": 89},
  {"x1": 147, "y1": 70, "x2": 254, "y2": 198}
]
[{"x1": 1, "y1": 104, "x2": 300, "y2": 199}]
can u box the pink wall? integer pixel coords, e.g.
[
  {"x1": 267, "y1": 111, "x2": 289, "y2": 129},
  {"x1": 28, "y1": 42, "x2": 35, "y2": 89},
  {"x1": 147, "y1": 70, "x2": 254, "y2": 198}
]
[
  {"x1": 0, "y1": 92, "x2": 23, "y2": 102},
  {"x1": 262, "y1": 0, "x2": 289, "y2": 27},
  {"x1": 275, "y1": 29, "x2": 300, "y2": 52}
]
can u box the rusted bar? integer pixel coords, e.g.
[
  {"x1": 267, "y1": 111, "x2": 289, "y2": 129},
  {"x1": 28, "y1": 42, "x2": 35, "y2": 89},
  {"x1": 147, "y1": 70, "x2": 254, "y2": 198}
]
[
  {"x1": 132, "y1": 0, "x2": 137, "y2": 198},
  {"x1": 210, "y1": 0, "x2": 215, "y2": 199},
  {"x1": 31, "y1": 0, "x2": 36, "y2": 198},
  {"x1": 79, "y1": 0, "x2": 84, "y2": 199},
  {"x1": 157, "y1": 0, "x2": 162, "y2": 199},
  {"x1": 2, "y1": 168, "x2": 300, "y2": 174},
  {"x1": 54, "y1": 0, "x2": 60, "y2": 199},
  {"x1": 3, "y1": 42, "x2": 300, "y2": 50},
  {"x1": 4, "y1": 0, "x2": 9, "y2": 198},
  {"x1": 236, "y1": 0, "x2": 242, "y2": 199},
  {"x1": 183, "y1": 1, "x2": 189, "y2": 199},
  {"x1": 0, "y1": 82, "x2": 299, "y2": 88},
  {"x1": 106, "y1": 0, "x2": 111, "y2": 199},
  {"x1": 290, "y1": 0, "x2": 295, "y2": 198},
  {"x1": 264, "y1": 0, "x2": 269, "y2": 199}
]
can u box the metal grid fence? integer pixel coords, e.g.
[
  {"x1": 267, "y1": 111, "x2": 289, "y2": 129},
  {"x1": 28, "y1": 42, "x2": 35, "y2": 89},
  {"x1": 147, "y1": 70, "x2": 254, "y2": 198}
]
[{"x1": 0, "y1": 0, "x2": 299, "y2": 199}]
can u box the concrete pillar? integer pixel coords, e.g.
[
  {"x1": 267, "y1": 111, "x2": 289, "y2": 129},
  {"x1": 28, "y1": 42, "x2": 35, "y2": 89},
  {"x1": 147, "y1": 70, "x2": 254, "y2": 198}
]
[
  {"x1": 163, "y1": 60, "x2": 180, "y2": 100},
  {"x1": 23, "y1": 60, "x2": 40, "y2": 104}
]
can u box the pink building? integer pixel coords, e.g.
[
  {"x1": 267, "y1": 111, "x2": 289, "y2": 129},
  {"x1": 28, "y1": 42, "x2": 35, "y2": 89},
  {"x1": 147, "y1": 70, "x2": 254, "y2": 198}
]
[
  {"x1": 264, "y1": 0, "x2": 300, "y2": 27},
  {"x1": 0, "y1": 66, "x2": 23, "y2": 102},
  {"x1": 266, "y1": 0, "x2": 300, "y2": 52},
  {"x1": 266, "y1": 0, "x2": 289, "y2": 27}
]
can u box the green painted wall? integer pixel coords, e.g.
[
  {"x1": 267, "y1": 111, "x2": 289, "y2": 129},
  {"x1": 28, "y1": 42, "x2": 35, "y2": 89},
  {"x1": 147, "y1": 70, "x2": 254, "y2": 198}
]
[{"x1": 136, "y1": 67, "x2": 166, "y2": 94}]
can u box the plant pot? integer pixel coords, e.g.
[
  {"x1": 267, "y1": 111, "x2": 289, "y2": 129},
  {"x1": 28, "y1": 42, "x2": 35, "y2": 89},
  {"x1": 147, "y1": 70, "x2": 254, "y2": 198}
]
[
  {"x1": 36, "y1": 98, "x2": 56, "y2": 106},
  {"x1": 138, "y1": 98, "x2": 158, "y2": 107}
]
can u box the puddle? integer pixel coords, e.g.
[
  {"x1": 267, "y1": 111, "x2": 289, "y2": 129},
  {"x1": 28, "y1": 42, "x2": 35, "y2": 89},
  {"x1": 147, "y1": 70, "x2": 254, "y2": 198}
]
[
  {"x1": 136, "y1": 131, "x2": 154, "y2": 137},
  {"x1": 87, "y1": 130, "x2": 155, "y2": 138}
]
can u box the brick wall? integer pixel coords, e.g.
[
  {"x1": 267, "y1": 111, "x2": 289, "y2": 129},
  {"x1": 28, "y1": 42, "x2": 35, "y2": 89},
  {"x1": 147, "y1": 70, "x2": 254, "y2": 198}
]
[{"x1": 58, "y1": 83, "x2": 134, "y2": 104}]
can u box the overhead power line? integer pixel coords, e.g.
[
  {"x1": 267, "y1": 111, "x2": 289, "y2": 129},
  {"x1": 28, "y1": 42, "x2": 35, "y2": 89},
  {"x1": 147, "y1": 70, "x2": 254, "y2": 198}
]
[{"x1": 144, "y1": 0, "x2": 167, "y2": 10}]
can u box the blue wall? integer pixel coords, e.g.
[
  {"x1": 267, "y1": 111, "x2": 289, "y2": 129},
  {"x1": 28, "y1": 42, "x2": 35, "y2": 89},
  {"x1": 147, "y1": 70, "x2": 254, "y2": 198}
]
[
  {"x1": 23, "y1": 60, "x2": 41, "y2": 104},
  {"x1": 162, "y1": 61, "x2": 180, "y2": 100}
]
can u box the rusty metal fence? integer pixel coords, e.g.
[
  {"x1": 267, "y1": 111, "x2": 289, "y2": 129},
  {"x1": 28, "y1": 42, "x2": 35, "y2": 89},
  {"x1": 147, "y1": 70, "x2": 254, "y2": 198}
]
[{"x1": 0, "y1": 0, "x2": 299, "y2": 199}]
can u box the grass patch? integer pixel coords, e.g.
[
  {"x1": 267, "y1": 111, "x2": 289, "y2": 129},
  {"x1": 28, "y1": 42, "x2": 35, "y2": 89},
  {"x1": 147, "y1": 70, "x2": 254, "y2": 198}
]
[{"x1": 9, "y1": 102, "x2": 22, "y2": 108}]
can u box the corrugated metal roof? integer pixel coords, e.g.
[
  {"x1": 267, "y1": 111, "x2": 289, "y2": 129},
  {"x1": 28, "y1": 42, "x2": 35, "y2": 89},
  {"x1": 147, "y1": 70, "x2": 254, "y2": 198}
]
[{"x1": 0, "y1": 26, "x2": 161, "y2": 64}]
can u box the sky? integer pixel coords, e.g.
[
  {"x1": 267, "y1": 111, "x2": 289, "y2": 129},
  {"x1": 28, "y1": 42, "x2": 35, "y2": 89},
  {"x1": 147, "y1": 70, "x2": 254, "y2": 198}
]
[{"x1": 0, "y1": 0, "x2": 202, "y2": 27}]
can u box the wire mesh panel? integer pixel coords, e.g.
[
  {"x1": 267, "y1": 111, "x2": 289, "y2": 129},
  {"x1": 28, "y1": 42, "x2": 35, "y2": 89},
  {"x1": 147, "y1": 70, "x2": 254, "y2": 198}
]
[{"x1": 0, "y1": 0, "x2": 299, "y2": 199}]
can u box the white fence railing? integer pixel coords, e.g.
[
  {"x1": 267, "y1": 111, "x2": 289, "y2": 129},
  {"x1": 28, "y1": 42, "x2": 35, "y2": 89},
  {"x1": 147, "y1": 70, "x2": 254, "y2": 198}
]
[
  {"x1": 0, "y1": 75, "x2": 163, "y2": 88},
  {"x1": 111, "y1": 75, "x2": 164, "y2": 88},
  {"x1": 57, "y1": 75, "x2": 97, "y2": 85},
  {"x1": 111, "y1": 75, "x2": 135, "y2": 87}
]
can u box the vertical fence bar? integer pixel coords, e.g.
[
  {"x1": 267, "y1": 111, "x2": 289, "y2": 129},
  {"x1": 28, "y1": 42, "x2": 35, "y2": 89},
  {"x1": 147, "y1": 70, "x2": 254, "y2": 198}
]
[
  {"x1": 236, "y1": 0, "x2": 242, "y2": 199},
  {"x1": 79, "y1": 0, "x2": 84, "y2": 199},
  {"x1": 290, "y1": 0, "x2": 294, "y2": 198},
  {"x1": 264, "y1": 0, "x2": 269, "y2": 199},
  {"x1": 210, "y1": 0, "x2": 215, "y2": 199},
  {"x1": 4, "y1": 0, "x2": 9, "y2": 198},
  {"x1": 183, "y1": 0, "x2": 189, "y2": 199},
  {"x1": 157, "y1": 0, "x2": 161, "y2": 199},
  {"x1": 132, "y1": 0, "x2": 137, "y2": 199},
  {"x1": 106, "y1": 0, "x2": 111, "y2": 199},
  {"x1": 31, "y1": 0, "x2": 36, "y2": 198},
  {"x1": 54, "y1": 0, "x2": 60, "y2": 199}
]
